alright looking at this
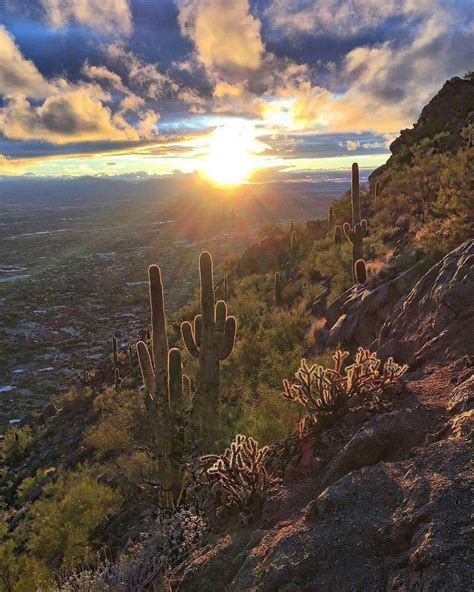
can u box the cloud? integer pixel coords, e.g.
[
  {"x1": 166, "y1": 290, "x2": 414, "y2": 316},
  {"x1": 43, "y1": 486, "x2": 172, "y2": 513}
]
[
  {"x1": 104, "y1": 44, "x2": 179, "y2": 98},
  {"x1": 266, "y1": 0, "x2": 437, "y2": 36},
  {"x1": 82, "y1": 63, "x2": 128, "y2": 93},
  {"x1": 0, "y1": 88, "x2": 141, "y2": 143},
  {"x1": 176, "y1": 0, "x2": 264, "y2": 81},
  {"x1": 41, "y1": 0, "x2": 132, "y2": 35},
  {"x1": 266, "y1": 8, "x2": 474, "y2": 133},
  {"x1": 0, "y1": 25, "x2": 54, "y2": 98}
]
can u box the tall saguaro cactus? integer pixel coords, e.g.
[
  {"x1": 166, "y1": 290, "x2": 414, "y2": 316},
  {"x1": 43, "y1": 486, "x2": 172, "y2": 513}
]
[
  {"x1": 351, "y1": 162, "x2": 360, "y2": 225},
  {"x1": 275, "y1": 271, "x2": 283, "y2": 306},
  {"x1": 344, "y1": 162, "x2": 368, "y2": 279},
  {"x1": 181, "y1": 252, "x2": 236, "y2": 414},
  {"x1": 136, "y1": 265, "x2": 192, "y2": 507}
]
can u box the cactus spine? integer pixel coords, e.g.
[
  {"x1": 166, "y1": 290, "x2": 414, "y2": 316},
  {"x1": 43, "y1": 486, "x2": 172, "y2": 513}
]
[
  {"x1": 136, "y1": 265, "x2": 192, "y2": 507},
  {"x1": 181, "y1": 252, "x2": 236, "y2": 424},
  {"x1": 275, "y1": 271, "x2": 283, "y2": 306},
  {"x1": 344, "y1": 162, "x2": 368, "y2": 279},
  {"x1": 354, "y1": 259, "x2": 367, "y2": 284}
]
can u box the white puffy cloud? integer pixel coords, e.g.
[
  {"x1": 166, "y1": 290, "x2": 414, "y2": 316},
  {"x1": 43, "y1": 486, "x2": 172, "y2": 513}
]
[
  {"x1": 0, "y1": 25, "x2": 54, "y2": 98},
  {"x1": 176, "y1": 0, "x2": 264, "y2": 81},
  {"x1": 41, "y1": 0, "x2": 132, "y2": 35}
]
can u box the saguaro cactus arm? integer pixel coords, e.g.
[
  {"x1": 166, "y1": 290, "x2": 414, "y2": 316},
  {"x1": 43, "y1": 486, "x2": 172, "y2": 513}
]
[
  {"x1": 137, "y1": 340, "x2": 156, "y2": 397},
  {"x1": 219, "y1": 316, "x2": 237, "y2": 360},
  {"x1": 181, "y1": 321, "x2": 200, "y2": 358}
]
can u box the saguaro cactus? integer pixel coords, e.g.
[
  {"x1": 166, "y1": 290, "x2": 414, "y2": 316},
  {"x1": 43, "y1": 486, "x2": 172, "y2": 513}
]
[
  {"x1": 328, "y1": 205, "x2": 336, "y2": 227},
  {"x1": 374, "y1": 181, "x2": 381, "y2": 205},
  {"x1": 354, "y1": 259, "x2": 367, "y2": 284},
  {"x1": 351, "y1": 162, "x2": 360, "y2": 225},
  {"x1": 344, "y1": 162, "x2": 368, "y2": 278},
  {"x1": 136, "y1": 265, "x2": 192, "y2": 507},
  {"x1": 181, "y1": 252, "x2": 236, "y2": 413},
  {"x1": 335, "y1": 224, "x2": 342, "y2": 246},
  {"x1": 112, "y1": 335, "x2": 118, "y2": 368},
  {"x1": 275, "y1": 271, "x2": 283, "y2": 306},
  {"x1": 290, "y1": 230, "x2": 297, "y2": 254}
]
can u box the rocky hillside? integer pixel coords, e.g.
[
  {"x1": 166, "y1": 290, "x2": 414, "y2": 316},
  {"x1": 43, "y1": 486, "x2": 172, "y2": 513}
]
[
  {"x1": 0, "y1": 77, "x2": 472, "y2": 591},
  {"x1": 174, "y1": 240, "x2": 473, "y2": 591}
]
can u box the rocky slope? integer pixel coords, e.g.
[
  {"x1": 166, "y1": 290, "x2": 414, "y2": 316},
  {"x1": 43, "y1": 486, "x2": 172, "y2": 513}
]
[
  {"x1": 174, "y1": 240, "x2": 473, "y2": 591},
  {"x1": 370, "y1": 76, "x2": 474, "y2": 180}
]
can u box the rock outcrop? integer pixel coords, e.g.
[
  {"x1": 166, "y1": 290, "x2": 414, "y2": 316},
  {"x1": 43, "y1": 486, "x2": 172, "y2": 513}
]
[
  {"x1": 378, "y1": 239, "x2": 474, "y2": 366},
  {"x1": 370, "y1": 76, "x2": 474, "y2": 179}
]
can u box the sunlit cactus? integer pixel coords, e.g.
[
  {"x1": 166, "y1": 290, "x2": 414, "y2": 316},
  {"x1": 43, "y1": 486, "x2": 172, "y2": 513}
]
[
  {"x1": 275, "y1": 271, "x2": 283, "y2": 306},
  {"x1": 354, "y1": 259, "x2": 367, "y2": 283},
  {"x1": 351, "y1": 162, "x2": 360, "y2": 225},
  {"x1": 344, "y1": 163, "x2": 368, "y2": 280},
  {"x1": 136, "y1": 264, "x2": 192, "y2": 507},
  {"x1": 290, "y1": 229, "x2": 298, "y2": 254},
  {"x1": 181, "y1": 252, "x2": 237, "y2": 420}
]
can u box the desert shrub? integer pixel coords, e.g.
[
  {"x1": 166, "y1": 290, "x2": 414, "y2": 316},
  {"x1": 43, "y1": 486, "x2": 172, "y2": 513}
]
[
  {"x1": 26, "y1": 467, "x2": 122, "y2": 569},
  {"x1": 1, "y1": 426, "x2": 34, "y2": 467},
  {"x1": 282, "y1": 348, "x2": 408, "y2": 424},
  {"x1": 0, "y1": 540, "x2": 51, "y2": 592},
  {"x1": 200, "y1": 434, "x2": 276, "y2": 515},
  {"x1": 54, "y1": 509, "x2": 206, "y2": 592}
]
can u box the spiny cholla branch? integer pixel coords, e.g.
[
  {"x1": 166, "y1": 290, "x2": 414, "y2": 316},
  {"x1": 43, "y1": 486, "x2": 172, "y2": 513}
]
[
  {"x1": 282, "y1": 348, "x2": 408, "y2": 420},
  {"x1": 200, "y1": 434, "x2": 276, "y2": 514}
]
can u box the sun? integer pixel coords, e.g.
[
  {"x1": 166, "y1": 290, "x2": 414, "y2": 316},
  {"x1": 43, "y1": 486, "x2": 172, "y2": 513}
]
[{"x1": 200, "y1": 120, "x2": 261, "y2": 186}]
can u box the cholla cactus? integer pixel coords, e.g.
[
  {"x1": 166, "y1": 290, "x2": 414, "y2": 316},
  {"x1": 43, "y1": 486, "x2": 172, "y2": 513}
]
[
  {"x1": 282, "y1": 348, "x2": 407, "y2": 422},
  {"x1": 137, "y1": 265, "x2": 193, "y2": 508},
  {"x1": 354, "y1": 259, "x2": 367, "y2": 283},
  {"x1": 181, "y1": 252, "x2": 236, "y2": 416},
  {"x1": 201, "y1": 434, "x2": 275, "y2": 514}
]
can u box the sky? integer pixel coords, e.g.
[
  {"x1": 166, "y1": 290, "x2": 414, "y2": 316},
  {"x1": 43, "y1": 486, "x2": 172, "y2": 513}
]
[{"x1": 0, "y1": 0, "x2": 472, "y2": 182}]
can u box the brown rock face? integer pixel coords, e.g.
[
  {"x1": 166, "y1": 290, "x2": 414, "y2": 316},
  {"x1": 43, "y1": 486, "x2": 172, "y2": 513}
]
[{"x1": 378, "y1": 239, "x2": 474, "y2": 365}]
